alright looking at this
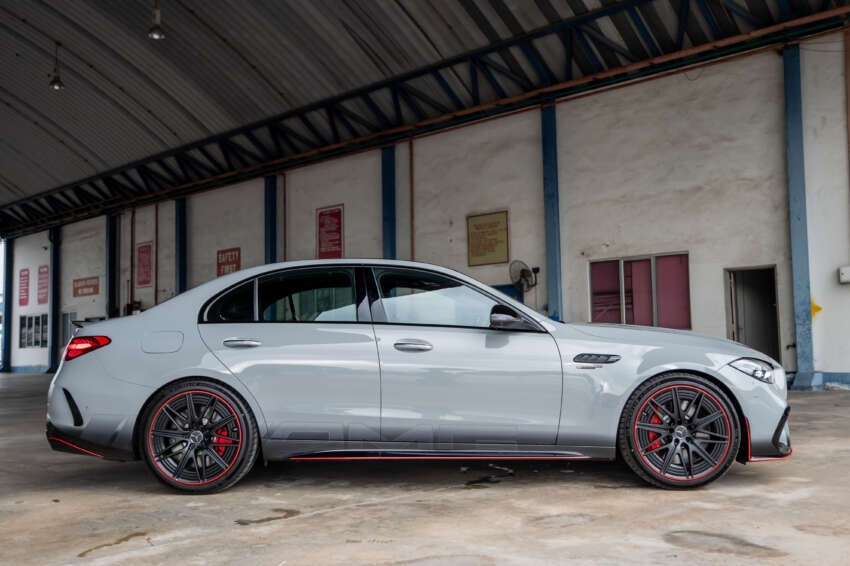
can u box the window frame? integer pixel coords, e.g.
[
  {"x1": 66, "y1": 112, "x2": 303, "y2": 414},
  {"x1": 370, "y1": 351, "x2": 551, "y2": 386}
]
[
  {"x1": 199, "y1": 265, "x2": 368, "y2": 325},
  {"x1": 589, "y1": 251, "x2": 691, "y2": 329},
  {"x1": 366, "y1": 266, "x2": 544, "y2": 333}
]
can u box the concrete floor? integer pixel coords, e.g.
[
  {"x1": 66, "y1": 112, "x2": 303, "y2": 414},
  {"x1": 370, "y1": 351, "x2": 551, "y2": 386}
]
[{"x1": 1, "y1": 374, "x2": 848, "y2": 566}]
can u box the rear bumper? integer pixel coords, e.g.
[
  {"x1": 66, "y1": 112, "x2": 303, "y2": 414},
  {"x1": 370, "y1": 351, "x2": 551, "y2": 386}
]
[
  {"x1": 747, "y1": 406, "x2": 792, "y2": 461},
  {"x1": 46, "y1": 421, "x2": 135, "y2": 461}
]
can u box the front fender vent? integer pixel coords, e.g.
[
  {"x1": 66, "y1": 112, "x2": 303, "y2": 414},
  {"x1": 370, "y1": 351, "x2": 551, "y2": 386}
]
[{"x1": 573, "y1": 353, "x2": 620, "y2": 364}]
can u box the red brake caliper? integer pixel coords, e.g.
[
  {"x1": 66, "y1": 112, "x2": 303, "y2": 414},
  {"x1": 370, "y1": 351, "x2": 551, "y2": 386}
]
[
  {"x1": 648, "y1": 414, "x2": 661, "y2": 451},
  {"x1": 213, "y1": 426, "x2": 232, "y2": 456}
]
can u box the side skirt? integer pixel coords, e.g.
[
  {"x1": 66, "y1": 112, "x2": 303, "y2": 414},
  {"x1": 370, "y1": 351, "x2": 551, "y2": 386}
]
[{"x1": 261, "y1": 440, "x2": 615, "y2": 461}]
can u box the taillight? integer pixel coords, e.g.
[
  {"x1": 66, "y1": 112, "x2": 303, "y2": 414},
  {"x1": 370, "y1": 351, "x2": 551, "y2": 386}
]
[{"x1": 64, "y1": 336, "x2": 111, "y2": 361}]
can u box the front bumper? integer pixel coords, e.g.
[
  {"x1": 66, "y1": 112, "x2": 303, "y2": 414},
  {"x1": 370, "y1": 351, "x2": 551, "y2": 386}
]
[{"x1": 747, "y1": 406, "x2": 792, "y2": 461}]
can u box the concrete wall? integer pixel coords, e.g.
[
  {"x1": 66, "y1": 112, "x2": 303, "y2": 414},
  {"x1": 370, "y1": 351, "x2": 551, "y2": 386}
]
[
  {"x1": 187, "y1": 180, "x2": 264, "y2": 288},
  {"x1": 60, "y1": 217, "x2": 106, "y2": 321},
  {"x1": 285, "y1": 150, "x2": 382, "y2": 260},
  {"x1": 412, "y1": 112, "x2": 548, "y2": 310},
  {"x1": 557, "y1": 51, "x2": 797, "y2": 368},
  {"x1": 11, "y1": 231, "x2": 50, "y2": 370},
  {"x1": 801, "y1": 35, "x2": 850, "y2": 373}
]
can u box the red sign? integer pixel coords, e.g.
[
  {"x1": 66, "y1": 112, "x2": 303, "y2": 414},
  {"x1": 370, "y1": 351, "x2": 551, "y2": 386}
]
[
  {"x1": 216, "y1": 247, "x2": 241, "y2": 277},
  {"x1": 73, "y1": 276, "x2": 100, "y2": 297},
  {"x1": 136, "y1": 241, "x2": 153, "y2": 287},
  {"x1": 37, "y1": 265, "x2": 49, "y2": 305},
  {"x1": 18, "y1": 268, "x2": 29, "y2": 306},
  {"x1": 317, "y1": 204, "x2": 344, "y2": 259}
]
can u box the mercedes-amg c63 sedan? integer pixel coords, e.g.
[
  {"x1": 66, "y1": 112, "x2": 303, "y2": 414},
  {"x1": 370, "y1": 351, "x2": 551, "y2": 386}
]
[{"x1": 46, "y1": 259, "x2": 791, "y2": 492}]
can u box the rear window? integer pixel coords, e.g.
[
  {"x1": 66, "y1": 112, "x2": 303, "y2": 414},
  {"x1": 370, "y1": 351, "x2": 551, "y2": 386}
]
[{"x1": 205, "y1": 281, "x2": 254, "y2": 322}]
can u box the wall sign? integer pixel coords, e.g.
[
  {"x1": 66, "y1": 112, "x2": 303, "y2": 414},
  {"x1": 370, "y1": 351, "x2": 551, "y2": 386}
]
[
  {"x1": 317, "y1": 204, "x2": 344, "y2": 259},
  {"x1": 136, "y1": 241, "x2": 153, "y2": 287},
  {"x1": 18, "y1": 268, "x2": 30, "y2": 306},
  {"x1": 467, "y1": 210, "x2": 509, "y2": 267},
  {"x1": 217, "y1": 247, "x2": 241, "y2": 276},
  {"x1": 37, "y1": 265, "x2": 49, "y2": 305},
  {"x1": 73, "y1": 276, "x2": 100, "y2": 297}
]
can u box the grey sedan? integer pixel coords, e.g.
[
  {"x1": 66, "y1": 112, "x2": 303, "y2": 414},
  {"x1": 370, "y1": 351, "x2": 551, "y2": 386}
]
[{"x1": 46, "y1": 260, "x2": 791, "y2": 492}]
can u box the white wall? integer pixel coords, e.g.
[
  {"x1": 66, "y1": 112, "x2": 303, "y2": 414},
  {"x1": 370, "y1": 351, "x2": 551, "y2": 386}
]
[
  {"x1": 285, "y1": 150, "x2": 382, "y2": 260},
  {"x1": 188, "y1": 179, "x2": 265, "y2": 288},
  {"x1": 60, "y1": 217, "x2": 106, "y2": 321},
  {"x1": 557, "y1": 51, "x2": 797, "y2": 368},
  {"x1": 801, "y1": 35, "x2": 850, "y2": 373},
  {"x1": 412, "y1": 112, "x2": 548, "y2": 311},
  {"x1": 11, "y1": 231, "x2": 50, "y2": 369}
]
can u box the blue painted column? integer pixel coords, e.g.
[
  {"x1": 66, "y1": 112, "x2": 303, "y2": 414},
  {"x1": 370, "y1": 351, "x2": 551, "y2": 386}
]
[
  {"x1": 1, "y1": 239, "x2": 13, "y2": 372},
  {"x1": 105, "y1": 215, "x2": 118, "y2": 318},
  {"x1": 541, "y1": 105, "x2": 563, "y2": 321},
  {"x1": 381, "y1": 146, "x2": 397, "y2": 259},
  {"x1": 48, "y1": 227, "x2": 61, "y2": 372},
  {"x1": 783, "y1": 45, "x2": 816, "y2": 389},
  {"x1": 264, "y1": 175, "x2": 277, "y2": 264},
  {"x1": 175, "y1": 198, "x2": 187, "y2": 294}
]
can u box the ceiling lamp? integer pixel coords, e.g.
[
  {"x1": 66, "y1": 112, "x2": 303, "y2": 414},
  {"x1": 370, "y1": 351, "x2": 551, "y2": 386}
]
[
  {"x1": 48, "y1": 42, "x2": 64, "y2": 91},
  {"x1": 148, "y1": 0, "x2": 165, "y2": 40}
]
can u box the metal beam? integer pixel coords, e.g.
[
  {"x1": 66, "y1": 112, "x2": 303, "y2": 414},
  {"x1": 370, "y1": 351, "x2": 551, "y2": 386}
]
[
  {"x1": 265, "y1": 176, "x2": 277, "y2": 264},
  {"x1": 783, "y1": 45, "x2": 816, "y2": 389},
  {"x1": 1, "y1": 239, "x2": 13, "y2": 371},
  {"x1": 105, "y1": 214, "x2": 118, "y2": 318},
  {"x1": 541, "y1": 106, "x2": 563, "y2": 321},
  {"x1": 47, "y1": 227, "x2": 60, "y2": 372},
  {"x1": 381, "y1": 146, "x2": 396, "y2": 260},
  {"x1": 175, "y1": 198, "x2": 187, "y2": 294}
]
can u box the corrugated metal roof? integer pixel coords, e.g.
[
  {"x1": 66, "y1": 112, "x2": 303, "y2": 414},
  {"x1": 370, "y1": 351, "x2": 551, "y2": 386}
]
[{"x1": 0, "y1": 0, "x2": 840, "y2": 233}]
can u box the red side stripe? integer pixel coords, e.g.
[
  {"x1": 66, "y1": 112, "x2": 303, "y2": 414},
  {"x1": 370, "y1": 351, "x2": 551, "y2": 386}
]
[{"x1": 290, "y1": 456, "x2": 591, "y2": 461}]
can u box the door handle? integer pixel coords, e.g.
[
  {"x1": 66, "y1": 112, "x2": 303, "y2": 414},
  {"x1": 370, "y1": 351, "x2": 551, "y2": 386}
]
[
  {"x1": 394, "y1": 339, "x2": 433, "y2": 352},
  {"x1": 223, "y1": 338, "x2": 262, "y2": 348}
]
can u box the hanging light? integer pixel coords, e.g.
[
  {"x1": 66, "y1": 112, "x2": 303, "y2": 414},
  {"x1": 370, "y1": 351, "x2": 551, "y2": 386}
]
[
  {"x1": 148, "y1": 0, "x2": 165, "y2": 40},
  {"x1": 48, "y1": 42, "x2": 65, "y2": 91}
]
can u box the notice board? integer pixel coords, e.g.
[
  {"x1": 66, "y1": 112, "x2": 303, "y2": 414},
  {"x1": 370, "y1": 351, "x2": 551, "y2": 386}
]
[
  {"x1": 467, "y1": 210, "x2": 509, "y2": 267},
  {"x1": 217, "y1": 247, "x2": 242, "y2": 277},
  {"x1": 73, "y1": 276, "x2": 100, "y2": 297},
  {"x1": 37, "y1": 265, "x2": 49, "y2": 305},
  {"x1": 136, "y1": 241, "x2": 153, "y2": 287},
  {"x1": 18, "y1": 268, "x2": 29, "y2": 306},
  {"x1": 317, "y1": 204, "x2": 344, "y2": 259}
]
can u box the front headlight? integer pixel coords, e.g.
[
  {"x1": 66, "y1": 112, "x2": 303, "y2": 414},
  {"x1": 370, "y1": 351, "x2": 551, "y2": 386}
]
[{"x1": 730, "y1": 358, "x2": 774, "y2": 383}]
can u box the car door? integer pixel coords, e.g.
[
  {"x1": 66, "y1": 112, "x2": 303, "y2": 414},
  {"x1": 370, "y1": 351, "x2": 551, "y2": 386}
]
[
  {"x1": 198, "y1": 266, "x2": 381, "y2": 441},
  {"x1": 368, "y1": 266, "x2": 563, "y2": 446}
]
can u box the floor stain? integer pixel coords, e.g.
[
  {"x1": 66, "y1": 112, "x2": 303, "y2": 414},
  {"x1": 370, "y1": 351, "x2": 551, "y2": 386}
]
[
  {"x1": 529, "y1": 513, "x2": 597, "y2": 529},
  {"x1": 663, "y1": 530, "x2": 787, "y2": 558},
  {"x1": 794, "y1": 524, "x2": 850, "y2": 537},
  {"x1": 78, "y1": 532, "x2": 147, "y2": 558},
  {"x1": 464, "y1": 476, "x2": 500, "y2": 488},
  {"x1": 235, "y1": 508, "x2": 301, "y2": 525}
]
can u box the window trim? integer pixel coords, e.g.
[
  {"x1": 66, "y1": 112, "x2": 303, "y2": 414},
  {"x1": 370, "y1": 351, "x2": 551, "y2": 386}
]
[
  {"x1": 367, "y1": 266, "x2": 544, "y2": 333},
  {"x1": 589, "y1": 251, "x2": 691, "y2": 329},
  {"x1": 198, "y1": 264, "x2": 368, "y2": 325}
]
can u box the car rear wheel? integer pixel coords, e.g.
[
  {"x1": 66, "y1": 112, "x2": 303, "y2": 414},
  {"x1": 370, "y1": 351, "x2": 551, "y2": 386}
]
[
  {"x1": 141, "y1": 380, "x2": 259, "y2": 493},
  {"x1": 618, "y1": 373, "x2": 740, "y2": 489}
]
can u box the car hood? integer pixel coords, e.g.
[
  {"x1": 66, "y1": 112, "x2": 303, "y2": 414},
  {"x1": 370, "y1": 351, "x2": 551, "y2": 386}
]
[{"x1": 551, "y1": 322, "x2": 777, "y2": 366}]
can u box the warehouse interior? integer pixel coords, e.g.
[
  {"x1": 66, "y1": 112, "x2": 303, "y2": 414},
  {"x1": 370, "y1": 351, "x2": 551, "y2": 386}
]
[{"x1": 2, "y1": 0, "x2": 850, "y2": 563}]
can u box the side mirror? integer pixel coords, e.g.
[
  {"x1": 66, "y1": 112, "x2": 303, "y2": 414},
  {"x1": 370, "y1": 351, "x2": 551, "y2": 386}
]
[{"x1": 490, "y1": 304, "x2": 532, "y2": 330}]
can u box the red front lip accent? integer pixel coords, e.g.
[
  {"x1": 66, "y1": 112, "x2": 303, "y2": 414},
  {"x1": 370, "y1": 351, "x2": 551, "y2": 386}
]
[{"x1": 48, "y1": 437, "x2": 104, "y2": 458}]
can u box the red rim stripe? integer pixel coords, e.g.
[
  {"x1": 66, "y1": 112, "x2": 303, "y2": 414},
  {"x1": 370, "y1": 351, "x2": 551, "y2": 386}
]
[{"x1": 633, "y1": 384, "x2": 731, "y2": 482}]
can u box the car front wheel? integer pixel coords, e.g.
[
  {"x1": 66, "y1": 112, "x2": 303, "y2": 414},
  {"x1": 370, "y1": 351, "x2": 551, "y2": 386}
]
[
  {"x1": 618, "y1": 373, "x2": 740, "y2": 488},
  {"x1": 141, "y1": 380, "x2": 259, "y2": 493}
]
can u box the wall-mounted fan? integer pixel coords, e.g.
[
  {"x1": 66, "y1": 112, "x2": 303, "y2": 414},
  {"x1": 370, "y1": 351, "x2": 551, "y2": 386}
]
[{"x1": 510, "y1": 260, "x2": 538, "y2": 293}]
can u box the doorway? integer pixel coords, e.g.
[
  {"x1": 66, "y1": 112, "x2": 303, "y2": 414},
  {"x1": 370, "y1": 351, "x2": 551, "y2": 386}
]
[{"x1": 726, "y1": 267, "x2": 780, "y2": 361}]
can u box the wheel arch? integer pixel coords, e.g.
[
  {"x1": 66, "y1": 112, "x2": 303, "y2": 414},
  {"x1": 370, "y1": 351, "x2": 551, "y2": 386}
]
[
  {"x1": 615, "y1": 369, "x2": 749, "y2": 463},
  {"x1": 131, "y1": 375, "x2": 262, "y2": 461}
]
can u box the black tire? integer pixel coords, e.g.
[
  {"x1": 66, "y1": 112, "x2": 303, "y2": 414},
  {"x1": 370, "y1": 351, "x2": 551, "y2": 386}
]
[
  {"x1": 618, "y1": 373, "x2": 740, "y2": 489},
  {"x1": 140, "y1": 379, "x2": 259, "y2": 493}
]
